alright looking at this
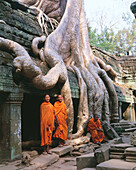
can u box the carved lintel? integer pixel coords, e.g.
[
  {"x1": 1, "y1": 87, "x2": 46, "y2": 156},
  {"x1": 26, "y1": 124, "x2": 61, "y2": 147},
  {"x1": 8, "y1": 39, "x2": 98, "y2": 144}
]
[{"x1": 6, "y1": 92, "x2": 23, "y2": 104}]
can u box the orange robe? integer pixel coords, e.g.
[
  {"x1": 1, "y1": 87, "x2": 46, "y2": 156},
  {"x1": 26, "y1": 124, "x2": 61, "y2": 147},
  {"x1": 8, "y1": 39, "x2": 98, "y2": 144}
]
[
  {"x1": 40, "y1": 102, "x2": 54, "y2": 146},
  {"x1": 53, "y1": 101, "x2": 68, "y2": 141},
  {"x1": 87, "y1": 118, "x2": 105, "y2": 143}
]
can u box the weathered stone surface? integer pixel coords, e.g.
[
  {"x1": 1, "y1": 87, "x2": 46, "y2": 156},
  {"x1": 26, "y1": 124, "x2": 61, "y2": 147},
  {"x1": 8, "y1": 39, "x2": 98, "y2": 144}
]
[
  {"x1": 96, "y1": 159, "x2": 136, "y2": 170},
  {"x1": 71, "y1": 151, "x2": 82, "y2": 156},
  {"x1": 94, "y1": 146, "x2": 110, "y2": 164},
  {"x1": 125, "y1": 147, "x2": 136, "y2": 162},
  {"x1": 125, "y1": 128, "x2": 136, "y2": 132},
  {"x1": 110, "y1": 148, "x2": 124, "y2": 152},
  {"x1": 126, "y1": 159, "x2": 136, "y2": 162},
  {"x1": 46, "y1": 157, "x2": 76, "y2": 170},
  {"x1": 76, "y1": 153, "x2": 97, "y2": 170},
  {"x1": 51, "y1": 145, "x2": 73, "y2": 156},
  {"x1": 109, "y1": 154, "x2": 124, "y2": 159},
  {"x1": 131, "y1": 130, "x2": 136, "y2": 146},
  {"x1": 125, "y1": 147, "x2": 136, "y2": 152},
  {"x1": 0, "y1": 165, "x2": 18, "y2": 170},
  {"x1": 28, "y1": 153, "x2": 59, "y2": 169},
  {"x1": 0, "y1": 92, "x2": 23, "y2": 161},
  {"x1": 109, "y1": 143, "x2": 132, "y2": 160},
  {"x1": 110, "y1": 143, "x2": 132, "y2": 149},
  {"x1": 82, "y1": 168, "x2": 96, "y2": 170}
]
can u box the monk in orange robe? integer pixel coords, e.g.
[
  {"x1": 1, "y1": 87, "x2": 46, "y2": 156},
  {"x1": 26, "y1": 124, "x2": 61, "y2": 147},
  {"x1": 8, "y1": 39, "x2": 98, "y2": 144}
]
[
  {"x1": 40, "y1": 94, "x2": 54, "y2": 154},
  {"x1": 87, "y1": 114, "x2": 105, "y2": 145},
  {"x1": 53, "y1": 95, "x2": 68, "y2": 146}
]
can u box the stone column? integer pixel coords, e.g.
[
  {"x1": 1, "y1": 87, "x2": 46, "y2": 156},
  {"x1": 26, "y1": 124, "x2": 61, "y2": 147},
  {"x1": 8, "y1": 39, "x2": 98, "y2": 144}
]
[
  {"x1": 129, "y1": 103, "x2": 135, "y2": 121},
  {"x1": 0, "y1": 92, "x2": 23, "y2": 161},
  {"x1": 118, "y1": 101, "x2": 122, "y2": 120}
]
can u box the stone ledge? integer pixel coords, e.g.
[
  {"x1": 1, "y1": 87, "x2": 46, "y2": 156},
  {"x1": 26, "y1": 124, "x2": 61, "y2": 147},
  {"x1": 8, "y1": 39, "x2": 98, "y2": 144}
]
[
  {"x1": 76, "y1": 152, "x2": 97, "y2": 170},
  {"x1": 51, "y1": 145, "x2": 73, "y2": 156},
  {"x1": 96, "y1": 159, "x2": 136, "y2": 170},
  {"x1": 26, "y1": 153, "x2": 59, "y2": 170}
]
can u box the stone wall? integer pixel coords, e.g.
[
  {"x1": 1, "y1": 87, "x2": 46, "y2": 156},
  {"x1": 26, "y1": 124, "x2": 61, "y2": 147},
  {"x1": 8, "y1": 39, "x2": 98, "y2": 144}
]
[{"x1": 0, "y1": 0, "x2": 79, "y2": 161}]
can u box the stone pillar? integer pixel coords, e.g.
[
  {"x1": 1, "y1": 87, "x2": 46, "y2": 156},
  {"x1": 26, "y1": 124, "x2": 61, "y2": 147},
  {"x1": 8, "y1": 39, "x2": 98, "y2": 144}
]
[
  {"x1": 0, "y1": 92, "x2": 23, "y2": 161},
  {"x1": 118, "y1": 102, "x2": 122, "y2": 120},
  {"x1": 129, "y1": 103, "x2": 135, "y2": 121}
]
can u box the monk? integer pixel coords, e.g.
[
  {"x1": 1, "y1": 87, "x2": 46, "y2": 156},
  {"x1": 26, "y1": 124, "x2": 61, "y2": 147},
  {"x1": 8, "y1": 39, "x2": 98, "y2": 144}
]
[
  {"x1": 87, "y1": 114, "x2": 105, "y2": 145},
  {"x1": 53, "y1": 95, "x2": 68, "y2": 146},
  {"x1": 40, "y1": 94, "x2": 54, "y2": 154}
]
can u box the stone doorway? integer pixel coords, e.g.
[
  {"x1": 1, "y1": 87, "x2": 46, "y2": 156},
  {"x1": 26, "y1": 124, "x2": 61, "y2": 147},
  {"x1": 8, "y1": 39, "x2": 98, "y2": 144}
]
[
  {"x1": 21, "y1": 93, "x2": 57, "y2": 149},
  {"x1": 21, "y1": 94, "x2": 43, "y2": 147}
]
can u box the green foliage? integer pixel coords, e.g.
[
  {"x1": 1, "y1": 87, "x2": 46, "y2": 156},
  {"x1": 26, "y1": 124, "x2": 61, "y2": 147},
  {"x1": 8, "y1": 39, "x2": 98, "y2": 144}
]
[
  {"x1": 88, "y1": 17, "x2": 136, "y2": 55},
  {"x1": 89, "y1": 26, "x2": 116, "y2": 53}
]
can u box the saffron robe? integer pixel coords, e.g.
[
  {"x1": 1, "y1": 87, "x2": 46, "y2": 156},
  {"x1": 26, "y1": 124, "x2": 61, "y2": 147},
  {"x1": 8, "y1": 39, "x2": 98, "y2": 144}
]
[
  {"x1": 87, "y1": 118, "x2": 105, "y2": 143},
  {"x1": 40, "y1": 102, "x2": 54, "y2": 146},
  {"x1": 53, "y1": 101, "x2": 68, "y2": 141}
]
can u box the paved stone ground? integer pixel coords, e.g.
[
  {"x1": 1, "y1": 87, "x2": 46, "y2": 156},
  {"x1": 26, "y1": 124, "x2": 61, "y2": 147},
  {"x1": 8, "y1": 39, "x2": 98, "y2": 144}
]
[
  {"x1": 46, "y1": 156, "x2": 77, "y2": 170},
  {"x1": 0, "y1": 137, "x2": 134, "y2": 170}
]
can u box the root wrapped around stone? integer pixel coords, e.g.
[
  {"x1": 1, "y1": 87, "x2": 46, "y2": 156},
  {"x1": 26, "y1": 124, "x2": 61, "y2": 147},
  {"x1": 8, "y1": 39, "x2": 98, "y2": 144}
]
[{"x1": 0, "y1": 0, "x2": 119, "y2": 139}]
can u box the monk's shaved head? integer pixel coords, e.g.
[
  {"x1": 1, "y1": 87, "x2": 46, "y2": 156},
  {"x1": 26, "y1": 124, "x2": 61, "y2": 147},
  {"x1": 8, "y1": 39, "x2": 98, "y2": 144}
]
[
  {"x1": 94, "y1": 114, "x2": 99, "y2": 121},
  {"x1": 44, "y1": 94, "x2": 50, "y2": 102},
  {"x1": 57, "y1": 94, "x2": 63, "y2": 102}
]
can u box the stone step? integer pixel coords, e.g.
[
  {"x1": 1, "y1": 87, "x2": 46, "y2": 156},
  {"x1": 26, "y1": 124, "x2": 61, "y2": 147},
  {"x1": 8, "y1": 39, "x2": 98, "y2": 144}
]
[
  {"x1": 24, "y1": 153, "x2": 59, "y2": 170},
  {"x1": 125, "y1": 147, "x2": 136, "y2": 153},
  {"x1": 82, "y1": 168, "x2": 96, "y2": 170},
  {"x1": 94, "y1": 146, "x2": 110, "y2": 164},
  {"x1": 110, "y1": 143, "x2": 132, "y2": 149},
  {"x1": 96, "y1": 159, "x2": 136, "y2": 170},
  {"x1": 110, "y1": 154, "x2": 124, "y2": 159},
  {"x1": 51, "y1": 145, "x2": 73, "y2": 156},
  {"x1": 76, "y1": 152, "x2": 97, "y2": 170},
  {"x1": 125, "y1": 127, "x2": 136, "y2": 132}
]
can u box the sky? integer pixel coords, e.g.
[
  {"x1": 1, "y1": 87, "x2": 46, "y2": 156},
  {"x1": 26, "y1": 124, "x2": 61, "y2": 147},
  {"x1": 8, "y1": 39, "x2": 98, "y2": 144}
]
[{"x1": 84, "y1": 0, "x2": 135, "y2": 33}]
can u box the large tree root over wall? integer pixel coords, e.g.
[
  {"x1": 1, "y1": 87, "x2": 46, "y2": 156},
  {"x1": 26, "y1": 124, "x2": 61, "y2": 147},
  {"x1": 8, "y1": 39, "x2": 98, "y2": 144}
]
[{"x1": 0, "y1": 0, "x2": 119, "y2": 139}]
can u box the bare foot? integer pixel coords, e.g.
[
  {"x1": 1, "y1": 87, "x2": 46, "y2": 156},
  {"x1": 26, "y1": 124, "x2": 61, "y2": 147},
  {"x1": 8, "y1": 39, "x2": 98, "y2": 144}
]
[
  {"x1": 43, "y1": 151, "x2": 47, "y2": 155},
  {"x1": 47, "y1": 151, "x2": 53, "y2": 154},
  {"x1": 59, "y1": 144, "x2": 63, "y2": 147},
  {"x1": 63, "y1": 143, "x2": 68, "y2": 146}
]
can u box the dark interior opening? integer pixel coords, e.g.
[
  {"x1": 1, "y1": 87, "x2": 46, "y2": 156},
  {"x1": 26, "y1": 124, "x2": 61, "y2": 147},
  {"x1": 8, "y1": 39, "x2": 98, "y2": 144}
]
[
  {"x1": 72, "y1": 98, "x2": 79, "y2": 134},
  {"x1": 21, "y1": 94, "x2": 42, "y2": 142},
  {"x1": 121, "y1": 102, "x2": 129, "y2": 119},
  {"x1": 0, "y1": 92, "x2": 10, "y2": 159}
]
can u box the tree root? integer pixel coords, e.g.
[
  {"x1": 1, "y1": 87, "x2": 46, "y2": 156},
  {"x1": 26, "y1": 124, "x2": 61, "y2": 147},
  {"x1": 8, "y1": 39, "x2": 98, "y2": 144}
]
[{"x1": 0, "y1": 0, "x2": 119, "y2": 138}]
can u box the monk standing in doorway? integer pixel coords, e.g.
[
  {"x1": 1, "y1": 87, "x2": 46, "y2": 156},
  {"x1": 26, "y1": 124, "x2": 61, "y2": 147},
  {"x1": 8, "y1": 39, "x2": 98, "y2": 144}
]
[
  {"x1": 40, "y1": 94, "x2": 54, "y2": 154},
  {"x1": 87, "y1": 114, "x2": 105, "y2": 145},
  {"x1": 53, "y1": 95, "x2": 68, "y2": 146}
]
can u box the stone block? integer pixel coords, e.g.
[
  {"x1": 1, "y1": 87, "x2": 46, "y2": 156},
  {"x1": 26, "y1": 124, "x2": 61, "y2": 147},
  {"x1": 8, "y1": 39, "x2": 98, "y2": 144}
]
[
  {"x1": 125, "y1": 147, "x2": 136, "y2": 153},
  {"x1": 110, "y1": 143, "x2": 132, "y2": 149},
  {"x1": 29, "y1": 153, "x2": 59, "y2": 169},
  {"x1": 51, "y1": 145, "x2": 73, "y2": 156},
  {"x1": 76, "y1": 153, "x2": 97, "y2": 170},
  {"x1": 125, "y1": 128, "x2": 136, "y2": 132},
  {"x1": 109, "y1": 154, "x2": 124, "y2": 159},
  {"x1": 82, "y1": 168, "x2": 96, "y2": 170},
  {"x1": 96, "y1": 159, "x2": 136, "y2": 170},
  {"x1": 94, "y1": 146, "x2": 110, "y2": 164}
]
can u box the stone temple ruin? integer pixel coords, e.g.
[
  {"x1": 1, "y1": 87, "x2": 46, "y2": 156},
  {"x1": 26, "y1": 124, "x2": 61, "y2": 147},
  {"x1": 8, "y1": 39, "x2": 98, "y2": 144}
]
[{"x1": 0, "y1": 0, "x2": 136, "y2": 167}]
